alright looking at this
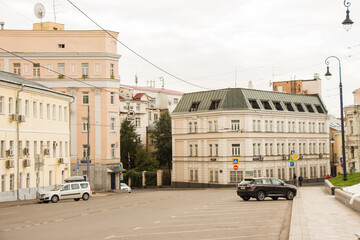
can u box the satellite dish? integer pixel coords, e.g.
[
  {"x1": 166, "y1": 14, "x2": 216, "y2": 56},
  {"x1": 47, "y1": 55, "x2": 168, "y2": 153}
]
[{"x1": 34, "y1": 3, "x2": 46, "y2": 19}]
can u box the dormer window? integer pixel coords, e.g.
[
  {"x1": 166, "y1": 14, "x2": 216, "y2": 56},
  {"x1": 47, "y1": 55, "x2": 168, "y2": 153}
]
[
  {"x1": 189, "y1": 102, "x2": 200, "y2": 112},
  {"x1": 295, "y1": 103, "x2": 305, "y2": 112},
  {"x1": 209, "y1": 100, "x2": 220, "y2": 110},
  {"x1": 315, "y1": 105, "x2": 324, "y2": 113},
  {"x1": 261, "y1": 100, "x2": 272, "y2": 110},
  {"x1": 273, "y1": 101, "x2": 283, "y2": 111},
  {"x1": 285, "y1": 102, "x2": 294, "y2": 111},
  {"x1": 249, "y1": 99, "x2": 260, "y2": 109},
  {"x1": 305, "y1": 104, "x2": 315, "y2": 113}
]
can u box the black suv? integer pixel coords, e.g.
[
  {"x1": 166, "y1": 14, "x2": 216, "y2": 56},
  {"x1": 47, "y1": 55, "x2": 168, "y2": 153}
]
[{"x1": 237, "y1": 177, "x2": 297, "y2": 201}]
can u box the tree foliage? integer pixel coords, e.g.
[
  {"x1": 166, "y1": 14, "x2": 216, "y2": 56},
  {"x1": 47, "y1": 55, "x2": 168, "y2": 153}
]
[
  {"x1": 135, "y1": 145, "x2": 158, "y2": 172},
  {"x1": 120, "y1": 119, "x2": 138, "y2": 170},
  {"x1": 154, "y1": 111, "x2": 172, "y2": 171}
]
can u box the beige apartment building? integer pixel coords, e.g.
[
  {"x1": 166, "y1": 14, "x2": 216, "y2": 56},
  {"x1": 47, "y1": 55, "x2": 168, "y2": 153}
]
[
  {"x1": 0, "y1": 22, "x2": 122, "y2": 191},
  {"x1": 171, "y1": 88, "x2": 330, "y2": 187},
  {"x1": 344, "y1": 103, "x2": 360, "y2": 173},
  {"x1": 0, "y1": 71, "x2": 72, "y2": 202}
]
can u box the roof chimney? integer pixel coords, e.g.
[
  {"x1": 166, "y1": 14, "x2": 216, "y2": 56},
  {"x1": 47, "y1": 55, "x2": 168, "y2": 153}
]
[{"x1": 0, "y1": 22, "x2": 4, "y2": 30}]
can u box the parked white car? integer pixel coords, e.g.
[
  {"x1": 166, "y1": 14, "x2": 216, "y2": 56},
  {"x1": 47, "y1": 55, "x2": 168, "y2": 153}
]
[
  {"x1": 39, "y1": 181, "x2": 92, "y2": 203},
  {"x1": 120, "y1": 183, "x2": 131, "y2": 193}
]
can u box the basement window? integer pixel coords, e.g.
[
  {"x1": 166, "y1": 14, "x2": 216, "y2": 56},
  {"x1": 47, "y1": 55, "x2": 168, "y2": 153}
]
[
  {"x1": 189, "y1": 102, "x2": 201, "y2": 112},
  {"x1": 58, "y1": 44, "x2": 65, "y2": 48},
  {"x1": 261, "y1": 101, "x2": 272, "y2": 110},
  {"x1": 295, "y1": 103, "x2": 305, "y2": 112},
  {"x1": 305, "y1": 104, "x2": 315, "y2": 113},
  {"x1": 315, "y1": 105, "x2": 324, "y2": 113},
  {"x1": 273, "y1": 101, "x2": 283, "y2": 111},
  {"x1": 209, "y1": 100, "x2": 221, "y2": 110},
  {"x1": 285, "y1": 102, "x2": 295, "y2": 111},
  {"x1": 249, "y1": 99, "x2": 260, "y2": 109}
]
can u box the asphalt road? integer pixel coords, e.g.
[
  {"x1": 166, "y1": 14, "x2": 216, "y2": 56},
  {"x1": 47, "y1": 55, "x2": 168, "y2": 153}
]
[{"x1": 0, "y1": 189, "x2": 292, "y2": 240}]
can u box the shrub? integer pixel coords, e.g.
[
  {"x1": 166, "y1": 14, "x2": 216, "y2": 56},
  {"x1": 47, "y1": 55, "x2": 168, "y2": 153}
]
[
  {"x1": 163, "y1": 170, "x2": 171, "y2": 186},
  {"x1": 123, "y1": 170, "x2": 142, "y2": 188},
  {"x1": 145, "y1": 171, "x2": 157, "y2": 186}
]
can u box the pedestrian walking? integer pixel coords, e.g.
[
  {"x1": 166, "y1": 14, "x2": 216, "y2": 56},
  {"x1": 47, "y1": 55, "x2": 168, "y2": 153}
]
[
  {"x1": 298, "y1": 175, "x2": 303, "y2": 186},
  {"x1": 293, "y1": 173, "x2": 297, "y2": 185}
]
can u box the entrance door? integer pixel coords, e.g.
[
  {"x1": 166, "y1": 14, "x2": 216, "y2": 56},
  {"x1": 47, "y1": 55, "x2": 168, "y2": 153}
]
[{"x1": 111, "y1": 173, "x2": 116, "y2": 189}]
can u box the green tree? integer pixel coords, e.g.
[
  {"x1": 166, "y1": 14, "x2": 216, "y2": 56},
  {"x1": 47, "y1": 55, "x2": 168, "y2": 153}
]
[
  {"x1": 120, "y1": 119, "x2": 138, "y2": 170},
  {"x1": 135, "y1": 145, "x2": 158, "y2": 171},
  {"x1": 154, "y1": 111, "x2": 172, "y2": 171}
]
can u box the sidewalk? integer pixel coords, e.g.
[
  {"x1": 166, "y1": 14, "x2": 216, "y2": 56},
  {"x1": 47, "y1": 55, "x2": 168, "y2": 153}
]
[{"x1": 290, "y1": 186, "x2": 360, "y2": 240}]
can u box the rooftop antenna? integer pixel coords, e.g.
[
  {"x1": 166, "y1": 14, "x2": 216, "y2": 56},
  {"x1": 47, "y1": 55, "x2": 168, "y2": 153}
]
[
  {"x1": 159, "y1": 77, "x2": 164, "y2": 89},
  {"x1": 34, "y1": 3, "x2": 46, "y2": 30},
  {"x1": 135, "y1": 74, "x2": 138, "y2": 86}
]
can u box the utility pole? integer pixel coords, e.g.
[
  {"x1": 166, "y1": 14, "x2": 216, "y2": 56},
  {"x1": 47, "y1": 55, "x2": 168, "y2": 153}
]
[{"x1": 87, "y1": 105, "x2": 90, "y2": 182}]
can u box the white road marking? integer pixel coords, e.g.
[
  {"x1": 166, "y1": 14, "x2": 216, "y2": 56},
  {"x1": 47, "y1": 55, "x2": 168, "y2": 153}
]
[
  {"x1": 24, "y1": 221, "x2": 33, "y2": 223},
  {"x1": 203, "y1": 205, "x2": 207, "y2": 208},
  {"x1": 154, "y1": 221, "x2": 161, "y2": 224},
  {"x1": 82, "y1": 213, "x2": 89, "y2": 216},
  {"x1": 171, "y1": 216, "x2": 176, "y2": 218},
  {"x1": 184, "y1": 211, "x2": 188, "y2": 214},
  {"x1": 55, "y1": 219, "x2": 64, "y2": 222},
  {"x1": 200, "y1": 234, "x2": 279, "y2": 240},
  {"x1": 25, "y1": 225, "x2": 31, "y2": 228},
  {"x1": 14, "y1": 227, "x2": 21, "y2": 230},
  {"x1": 3, "y1": 229, "x2": 11, "y2": 232},
  {"x1": 133, "y1": 227, "x2": 141, "y2": 230},
  {"x1": 34, "y1": 223, "x2": 40, "y2": 226},
  {"x1": 104, "y1": 235, "x2": 115, "y2": 239},
  {"x1": 0, "y1": 212, "x2": 18, "y2": 215}
]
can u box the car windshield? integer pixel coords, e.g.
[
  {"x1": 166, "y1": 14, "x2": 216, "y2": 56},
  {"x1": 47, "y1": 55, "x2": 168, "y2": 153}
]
[
  {"x1": 51, "y1": 185, "x2": 63, "y2": 191},
  {"x1": 239, "y1": 179, "x2": 254, "y2": 185}
]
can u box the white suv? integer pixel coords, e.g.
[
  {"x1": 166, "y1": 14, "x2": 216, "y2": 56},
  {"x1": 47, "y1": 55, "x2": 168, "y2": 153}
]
[{"x1": 39, "y1": 181, "x2": 92, "y2": 203}]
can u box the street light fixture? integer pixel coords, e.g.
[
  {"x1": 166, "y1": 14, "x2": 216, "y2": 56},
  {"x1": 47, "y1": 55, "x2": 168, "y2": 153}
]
[
  {"x1": 325, "y1": 56, "x2": 347, "y2": 181},
  {"x1": 330, "y1": 137, "x2": 336, "y2": 177},
  {"x1": 343, "y1": 1, "x2": 354, "y2": 31}
]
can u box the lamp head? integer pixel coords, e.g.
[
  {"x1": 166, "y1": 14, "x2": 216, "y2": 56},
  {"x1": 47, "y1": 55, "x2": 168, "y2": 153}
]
[
  {"x1": 342, "y1": 8, "x2": 354, "y2": 31},
  {"x1": 330, "y1": 137, "x2": 335, "y2": 144},
  {"x1": 325, "y1": 66, "x2": 332, "y2": 80}
]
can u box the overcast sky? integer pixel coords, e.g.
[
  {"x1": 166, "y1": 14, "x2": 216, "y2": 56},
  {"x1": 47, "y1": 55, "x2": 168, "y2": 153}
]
[{"x1": 1, "y1": 0, "x2": 359, "y2": 116}]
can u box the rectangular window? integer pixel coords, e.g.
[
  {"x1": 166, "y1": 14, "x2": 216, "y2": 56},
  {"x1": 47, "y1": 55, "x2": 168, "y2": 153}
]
[
  {"x1": 24, "y1": 100, "x2": 29, "y2": 116},
  {"x1": 209, "y1": 100, "x2": 220, "y2": 110},
  {"x1": 111, "y1": 117, "x2": 116, "y2": 131},
  {"x1": 49, "y1": 171, "x2": 52, "y2": 186},
  {"x1": 261, "y1": 100, "x2": 272, "y2": 110},
  {"x1": 58, "y1": 63, "x2": 65, "y2": 76},
  {"x1": 26, "y1": 173, "x2": 30, "y2": 188},
  {"x1": 53, "y1": 141, "x2": 57, "y2": 157},
  {"x1": 231, "y1": 120, "x2": 240, "y2": 131},
  {"x1": 265, "y1": 143, "x2": 268, "y2": 155},
  {"x1": 350, "y1": 120, "x2": 354, "y2": 134},
  {"x1": 249, "y1": 99, "x2": 260, "y2": 109},
  {"x1": 82, "y1": 118, "x2": 89, "y2": 132},
  {"x1": 209, "y1": 170, "x2": 213, "y2": 182},
  {"x1": 265, "y1": 120, "x2": 268, "y2": 131},
  {"x1": 269, "y1": 143, "x2": 273, "y2": 155},
  {"x1": 16, "y1": 99, "x2": 22, "y2": 115},
  {"x1": 59, "y1": 106, "x2": 62, "y2": 121},
  {"x1": 14, "y1": 63, "x2": 21, "y2": 75},
  {"x1": 59, "y1": 141, "x2": 63, "y2": 157},
  {"x1": 110, "y1": 64, "x2": 114, "y2": 77},
  {"x1": 174, "y1": 98, "x2": 179, "y2": 104},
  {"x1": 65, "y1": 141, "x2": 68, "y2": 157},
  {"x1": 252, "y1": 120, "x2": 256, "y2": 131},
  {"x1": 39, "y1": 102, "x2": 43, "y2": 118},
  {"x1": 208, "y1": 121, "x2": 213, "y2": 132},
  {"x1": 194, "y1": 144, "x2": 198, "y2": 156},
  {"x1": 52, "y1": 104, "x2": 56, "y2": 120},
  {"x1": 215, "y1": 144, "x2": 218, "y2": 156},
  {"x1": 209, "y1": 144, "x2": 213, "y2": 156},
  {"x1": 47, "y1": 104, "x2": 50, "y2": 119},
  {"x1": 82, "y1": 145, "x2": 88, "y2": 159},
  {"x1": 10, "y1": 174, "x2": 14, "y2": 191},
  {"x1": 0, "y1": 140, "x2": 4, "y2": 158},
  {"x1": 257, "y1": 120, "x2": 260, "y2": 131},
  {"x1": 188, "y1": 122, "x2": 193, "y2": 133},
  {"x1": 253, "y1": 143, "x2": 256, "y2": 155},
  {"x1": 214, "y1": 170, "x2": 218, "y2": 182},
  {"x1": 9, "y1": 97, "x2": 14, "y2": 115},
  {"x1": 64, "y1": 107, "x2": 68, "y2": 121},
  {"x1": 110, "y1": 92, "x2": 115, "y2": 104},
  {"x1": 136, "y1": 103, "x2": 140, "y2": 111},
  {"x1": 32, "y1": 101, "x2": 37, "y2": 118},
  {"x1": 1, "y1": 175, "x2": 5, "y2": 192},
  {"x1": 230, "y1": 171, "x2": 243, "y2": 183},
  {"x1": 273, "y1": 102, "x2": 283, "y2": 110},
  {"x1": 189, "y1": 145, "x2": 193, "y2": 156},
  {"x1": 269, "y1": 120, "x2": 273, "y2": 131},
  {"x1": 82, "y1": 63, "x2": 89, "y2": 77},
  {"x1": 33, "y1": 63, "x2": 40, "y2": 78},
  {"x1": 190, "y1": 170, "x2": 194, "y2": 181},
  {"x1": 232, "y1": 144, "x2": 240, "y2": 156},
  {"x1": 111, "y1": 144, "x2": 116, "y2": 158},
  {"x1": 295, "y1": 103, "x2": 305, "y2": 112},
  {"x1": 194, "y1": 122, "x2": 198, "y2": 133},
  {"x1": 189, "y1": 102, "x2": 200, "y2": 112},
  {"x1": 82, "y1": 92, "x2": 89, "y2": 105},
  {"x1": 195, "y1": 170, "x2": 198, "y2": 181}
]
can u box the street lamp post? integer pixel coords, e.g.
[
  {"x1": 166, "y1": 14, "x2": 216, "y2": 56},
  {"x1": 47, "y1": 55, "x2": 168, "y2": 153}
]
[
  {"x1": 325, "y1": 56, "x2": 347, "y2": 181},
  {"x1": 330, "y1": 137, "x2": 336, "y2": 177},
  {"x1": 343, "y1": 1, "x2": 354, "y2": 31}
]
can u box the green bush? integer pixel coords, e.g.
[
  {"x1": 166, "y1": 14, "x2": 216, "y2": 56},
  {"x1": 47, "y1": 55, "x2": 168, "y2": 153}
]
[
  {"x1": 163, "y1": 170, "x2": 171, "y2": 186},
  {"x1": 145, "y1": 171, "x2": 157, "y2": 186},
  {"x1": 123, "y1": 170, "x2": 142, "y2": 188}
]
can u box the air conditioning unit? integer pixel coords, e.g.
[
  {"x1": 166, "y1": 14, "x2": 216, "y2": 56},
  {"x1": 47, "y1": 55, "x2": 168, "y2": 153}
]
[
  {"x1": 319, "y1": 153, "x2": 323, "y2": 159},
  {"x1": 6, "y1": 160, "x2": 14, "y2": 168},
  {"x1": 23, "y1": 159, "x2": 31, "y2": 167},
  {"x1": 44, "y1": 148, "x2": 50, "y2": 155},
  {"x1": 58, "y1": 158, "x2": 65, "y2": 164},
  {"x1": 23, "y1": 147, "x2": 30, "y2": 156},
  {"x1": 18, "y1": 115, "x2": 26, "y2": 122},
  {"x1": 9, "y1": 114, "x2": 18, "y2": 121},
  {"x1": 282, "y1": 155, "x2": 288, "y2": 160},
  {"x1": 6, "y1": 149, "x2": 14, "y2": 157}
]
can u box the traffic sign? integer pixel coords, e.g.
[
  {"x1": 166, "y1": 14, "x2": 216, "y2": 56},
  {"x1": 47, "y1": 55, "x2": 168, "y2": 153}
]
[
  {"x1": 233, "y1": 165, "x2": 238, "y2": 171},
  {"x1": 292, "y1": 154, "x2": 299, "y2": 160},
  {"x1": 120, "y1": 162, "x2": 123, "y2": 168},
  {"x1": 340, "y1": 158, "x2": 343, "y2": 163},
  {"x1": 291, "y1": 150, "x2": 295, "y2": 155},
  {"x1": 233, "y1": 158, "x2": 239, "y2": 165},
  {"x1": 127, "y1": 110, "x2": 136, "y2": 119},
  {"x1": 290, "y1": 162, "x2": 295, "y2": 167},
  {"x1": 341, "y1": 163, "x2": 343, "y2": 167}
]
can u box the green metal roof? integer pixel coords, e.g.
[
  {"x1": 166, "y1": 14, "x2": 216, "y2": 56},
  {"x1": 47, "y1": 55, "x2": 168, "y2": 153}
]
[{"x1": 173, "y1": 88, "x2": 327, "y2": 114}]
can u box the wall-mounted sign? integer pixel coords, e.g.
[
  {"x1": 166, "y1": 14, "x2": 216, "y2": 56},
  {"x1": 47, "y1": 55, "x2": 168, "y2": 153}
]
[
  {"x1": 253, "y1": 157, "x2": 260, "y2": 161},
  {"x1": 210, "y1": 158, "x2": 216, "y2": 161}
]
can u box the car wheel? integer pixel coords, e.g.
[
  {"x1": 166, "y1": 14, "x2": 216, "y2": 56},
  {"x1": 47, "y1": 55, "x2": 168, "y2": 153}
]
[
  {"x1": 51, "y1": 195, "x2": 59, "y2": 203},
  {"x1": 82, "y1": 193, "x2": 90, "y2": 201},
  {"x1": 271, "y1": 197, "x2": 278, "y2": 200},
  {"x1": 286, "y1": 190, "x2": 295, "y2": 200},
  {"x1": 256, "y1": 191, "x2": 265, "y2": 201},
  {"x1": 74, "y1": 198, "x2": 80, "y2": 201},
  {"x1": 241, "y1": 196, "x2": 250, "y2": 201}
]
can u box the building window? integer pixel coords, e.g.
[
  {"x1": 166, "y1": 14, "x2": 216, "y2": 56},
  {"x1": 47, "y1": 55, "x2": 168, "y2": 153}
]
[
  {"x1": 111, "y1": 144, "x2": 116, "y2": 158},
  {"x1": 10, "y1": 174, "x2": 14, "y2": 191},
  {"x1": 232, "y1": 144, "x2": 240, "y2": 156},
  {"x1": 53, "y1": 141, "x2": 57, "y2": 157},
  {"x1": 269, "y1": 143, "x2": 273, "y2": 155},
  {"x1": 0, "y1": 140, "x2": 4, "y2": 158},
  {"x1": 82, "y1": 118, "x2": 89, "y2": 132},
  {"x1": 32, "y1": 101, "x2": 37, "y2": 118},
  {"x1": 82, "y1": 92, "x2": 89, "y2": 105},
  {"x1": 58, "y1": 44, "x2": 65, "y2": 48},
  {"x1": 16, "y1": 99, "x2": 22, "y2": 115},
  {"x1": 110, "y1": 117, "x2": 116, "y2": 131},
  {"x1": 149, "y1": 136, "x2": 154, "y2": 146},
  {"x1": 82, "y1": 145, "x2": 88, "y2": 159},
  {"x1": 64, "y1": 107, "x2": 68, "y2": 121},
  {"x1": 49, "y1": 171, "x2": 53, "y2": 186},
  {"x1": 188, "y1": 122, "x2": 193, "y2": 133},
  {"x1": 110, "y1": 92, "x2": 115, "y2": 104},
  {"x1": 189, "y1": 145, "x2": 193, "y2": 156},
  {"x1": 110, "y1": 64, "x2": 115, "y2": 77},
  {"x1": 230, "y1": 171, "x2": 243, "y2": 183},
  {"x1": 47, "y1": 104, "x2": 50, "y2": 119},
  {"x1": 189, "y1": 102, "x2": 201, "y2": 112},
  {"x1": 82, "y1": 63, "x2": 89, "y2": 77},
  {"x1": 1, "y1": 175, "x2": 5, "y2": 192},
  {"x1": 52, "y1": 104, "x2": 56, "y2": 120},
  {"x1": 209, "y1": 170, "x2": 214, "y2": 182},
  {"x1": 174, "y1": 98, "x2": 179, "y2": 104},
  {"x1": 58, "y1": 63, "x2": 65, "y2": 77},
  {"x1": 209, "y1": 100, "x2": 220, "y2": 110},
  {"x1": 194, "y1": 144, "x2": 198, "y2": 156},
  {"x1": 59, "y1": 106, "x2": 62, "y2": 121},
  {"x1": 215, "y1": 144, "x2": 218, "y2": 156},
  {"x1": 265, "y1": 120, "x2": 269, "y2": 131},
  {"x1": 209, "y1": 144, "x2": 213, "y2": 156},
  {"x1": 9, "y1": 97, "x2": 14, "y2": 115},
  {"x1": 190, "y1": 170, "x2": 194, "y2": 181},
  {"x1": 65, "y1": 141, "x2": 68, "y2": 156},
  {"x1": 38, "y1": 102, "x2": 43, "y2": 118},
  {"x1": 33, "y1": 63, "x2": 40, "y2": 78},
  {"x1": 26, "y1": 173, "x2": 30, "y2": 188},
  {"x1": 59, "y1": 142, "x2": 63, "y2": 157},
  {"x1": 14, "y1": 63, "x2": 21, "y2": 75},
  {"x1": 231, "y1": 120, "x2": 240, "y2": 131},
  {"x1": 350, "y1": 120, "x2": 354, "y2": 134},
  {"x1": 62, "y1": 171, "x2": 65, "y2": 183},
  {"x1": 253, "y1": 143, "x2": 256, "y2": 155},
  {"x1": 136, "y1": 103, "x2": 140, "y2": 111},
  {"x1": 265, "y1": 143, "x2": 269, "y2": 155},
  {"x1": 249, "y1": 99, "x2": 260, "y2": 109},
  {"x1": 208, "y1": 121, "x2": 213, "y2": 132}
]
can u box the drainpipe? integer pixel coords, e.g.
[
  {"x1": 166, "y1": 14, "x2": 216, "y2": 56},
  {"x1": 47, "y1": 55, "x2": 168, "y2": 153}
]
[{"x1": 16, "y1": 84, "x2": 24, "y2": 201}]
